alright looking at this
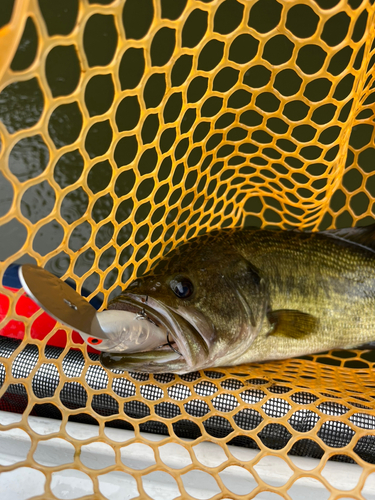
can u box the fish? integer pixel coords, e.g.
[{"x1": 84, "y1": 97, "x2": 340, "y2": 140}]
[{"x1": 96, "y1": 224, "x2": 375, "y2": 374}]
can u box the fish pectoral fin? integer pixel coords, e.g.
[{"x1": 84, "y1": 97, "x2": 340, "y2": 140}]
[{"x1": 267, "y1": 309, "x2": 318, "y2": 339}]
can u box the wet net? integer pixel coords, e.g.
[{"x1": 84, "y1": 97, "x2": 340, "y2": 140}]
[{"x1": 1, "y1": 0, "x2": 375, "y2": 498}]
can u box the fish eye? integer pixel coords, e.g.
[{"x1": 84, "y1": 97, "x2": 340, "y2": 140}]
[
  {"x1": 170, "y1": 276, "x2": 194, "y2": 299},
  {"x1": 87, "y1": 337, "x2": 103, "y2": 345}
]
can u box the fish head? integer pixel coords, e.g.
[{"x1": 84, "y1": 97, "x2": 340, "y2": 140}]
[{"x1": 102, "y1": 235, "x2": 268, "y2": 373}]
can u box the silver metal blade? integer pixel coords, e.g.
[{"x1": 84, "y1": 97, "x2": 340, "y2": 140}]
[{"x1": 18, "y1": 264, "x2": 102, "y2": 337}]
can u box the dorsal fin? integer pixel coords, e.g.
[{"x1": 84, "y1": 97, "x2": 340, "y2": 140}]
[{"x1": 322, "y1": 224, "x2": 375, "y2": 253}]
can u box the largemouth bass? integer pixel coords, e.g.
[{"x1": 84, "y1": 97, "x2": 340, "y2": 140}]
[{"x1": 98, "y1": 225, "x2": 375, "y2": 374}]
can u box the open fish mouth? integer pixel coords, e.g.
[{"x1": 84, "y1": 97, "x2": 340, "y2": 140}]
[{"x1": 100, "y1": 293, "x2": 208, "y2": 373}]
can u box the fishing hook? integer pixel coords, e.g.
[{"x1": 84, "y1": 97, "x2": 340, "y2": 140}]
[
  {"x1": 135, "y1": 308, "x2": 147, "y2": 320},
  {"x1": 166, "y1": 332, "x2": 182, "y2": 356}
]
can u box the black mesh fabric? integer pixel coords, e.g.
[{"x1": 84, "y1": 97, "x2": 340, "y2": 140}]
[{"x1": 1, "y1": 336, "x2": 375, "y2": 463}]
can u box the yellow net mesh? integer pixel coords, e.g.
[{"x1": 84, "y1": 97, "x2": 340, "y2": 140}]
[{"x1": 1, "y1": 0, "x2": 375, "y2": 498}]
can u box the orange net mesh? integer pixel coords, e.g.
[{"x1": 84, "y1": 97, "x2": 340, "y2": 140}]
[{"x1": 1, "y1": 0, "x2": 375, "y2": 498}]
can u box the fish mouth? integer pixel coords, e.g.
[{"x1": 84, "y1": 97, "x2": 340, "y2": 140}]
[{"x1": 101, "y1": 293, "x2": 209, "y2": 373}]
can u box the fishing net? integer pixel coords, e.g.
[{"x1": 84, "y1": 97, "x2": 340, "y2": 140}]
[{"x1": 1, "y1": 0, "x2": 375, "y2": 498}]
